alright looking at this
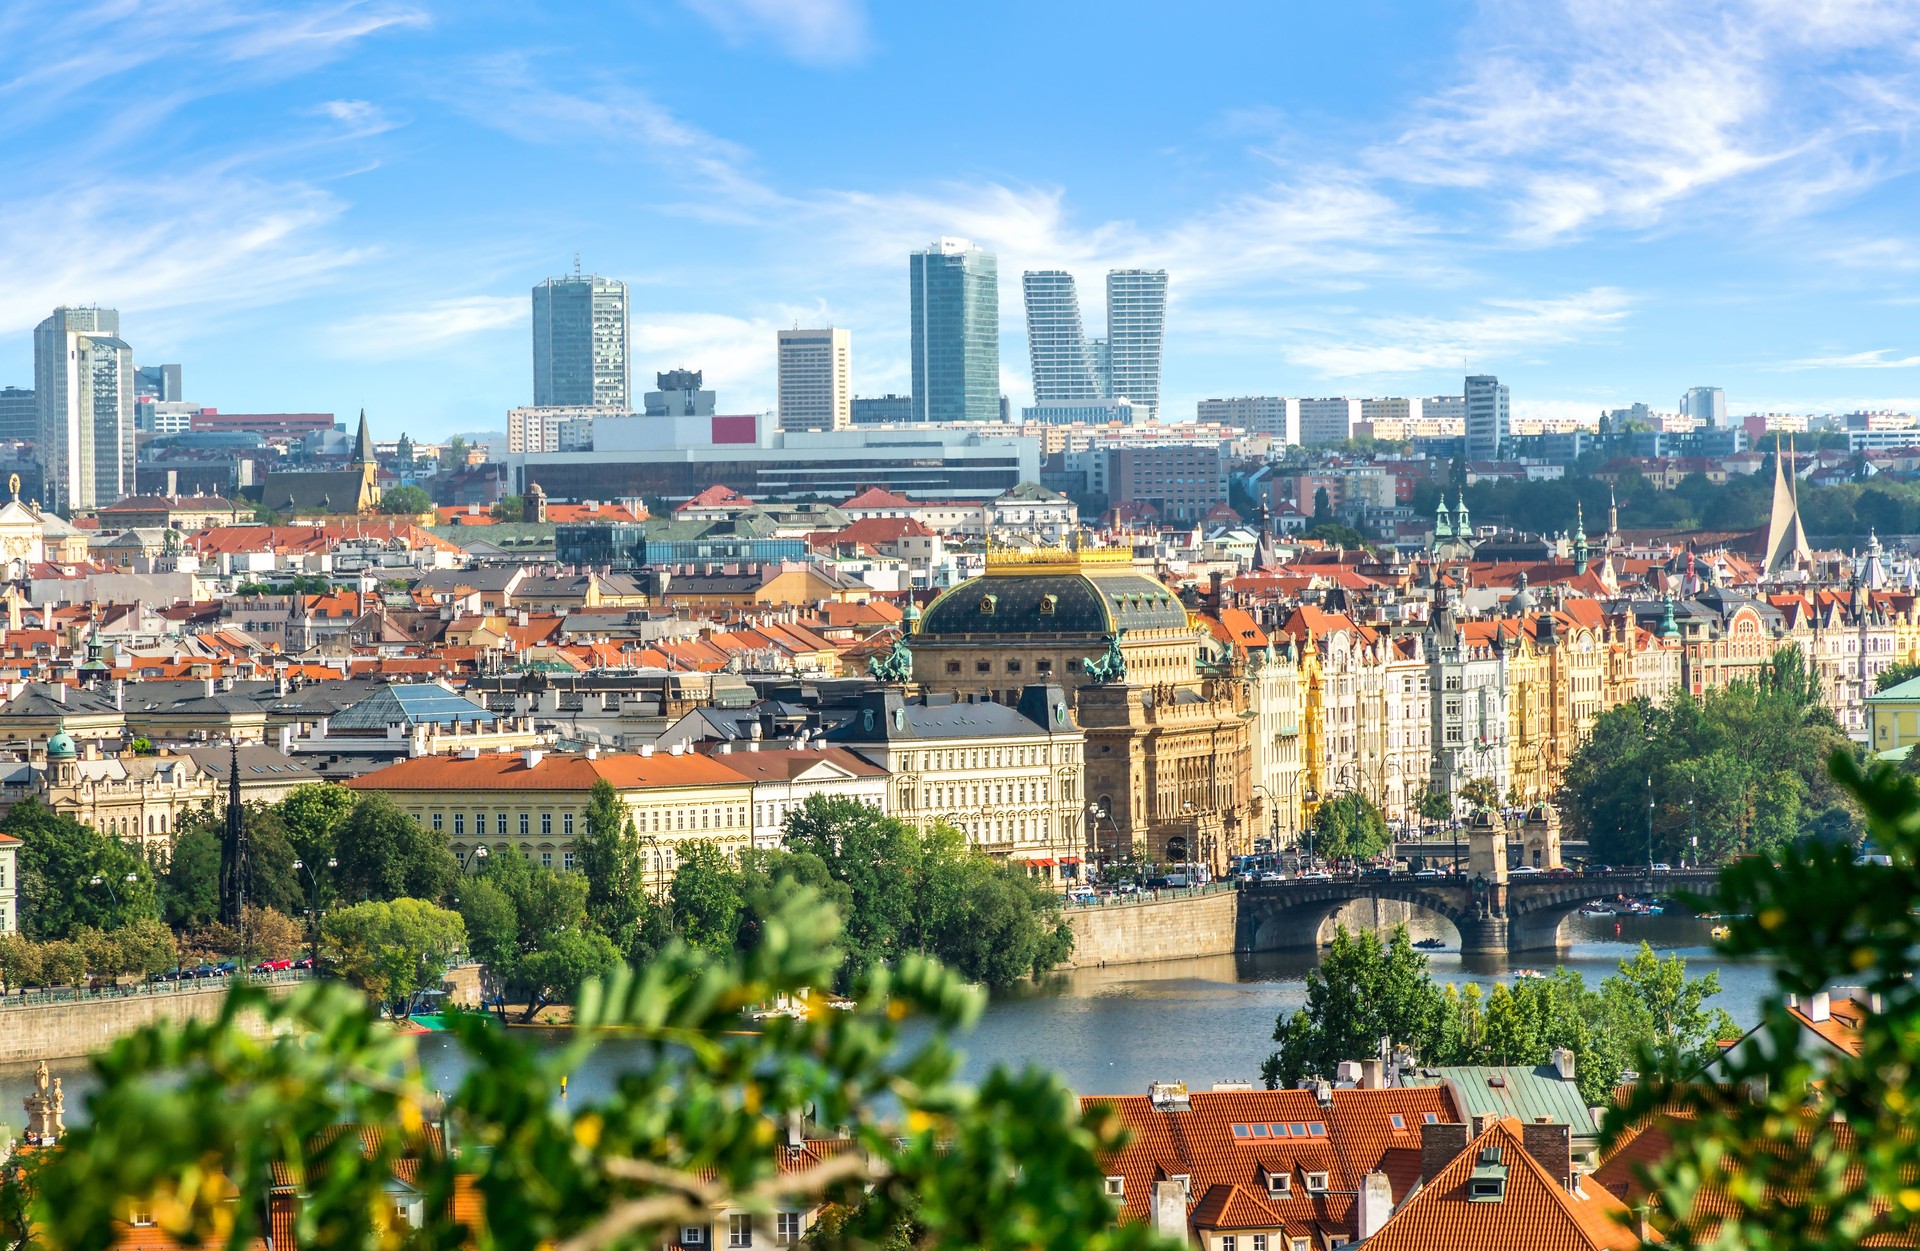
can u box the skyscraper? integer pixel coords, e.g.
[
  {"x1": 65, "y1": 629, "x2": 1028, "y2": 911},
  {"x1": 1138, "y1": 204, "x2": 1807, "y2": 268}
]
[
  {"x1": 135, "y1": 363, "x2": 182, "y2": 402},
  {"x1": 1464, "y1": 374, "x2": 1510, "y2": 460},
  {"x1": 1104, "y1": 269, "x2": 1167, "y2": 418},
  {"x1": 910, "y1": 238, "x2": 999, "y2": 424},
  {"x1": 532, "y1": 270, "x2": 630, "y2": 409},
  {"x1": 34, "y1": 307, "x2": 134, "y2": 514},
  {"x1": 776, "y1": 327, "x2": 852, "y2": 432},
  {"x1": 1681, "y1": 386, "x2": 1727, "y2": 428},
  {"x1": 1022, "y1": 271, "x2": 1098, "y2": 402},
  {"x1": 0, "y1": 387, "x2": 35, "y2": 444}
]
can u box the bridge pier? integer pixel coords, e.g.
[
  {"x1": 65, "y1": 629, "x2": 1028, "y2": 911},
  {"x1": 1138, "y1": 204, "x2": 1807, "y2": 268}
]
[{"x1": 1455, "y1": 915, "x2": 1508, "y2": 955}]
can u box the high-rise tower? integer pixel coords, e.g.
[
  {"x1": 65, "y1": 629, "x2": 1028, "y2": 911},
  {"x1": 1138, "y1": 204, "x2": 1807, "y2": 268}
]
[
  {"x1": 1104, "y1": 269, "x2": 1167, "y2": 418},
  {"x1": 777, "y1": 328, "x2": 852, "y2": 432},
  {"x1": 910, "y1": 238, "x2": 999, "y2": 424},
  {"x1": 34, "y1": 306, "x2": 134, "y2": 514},
  {"x1": 1022, "y1": 271, "x2": 1099, "y2": 403},
  {"x1": 532, "y1": 269, "x2": 630, "y2": 409},
  {"x1": 1464, "y1": 374, "x2": 1509, "y2": 461}
]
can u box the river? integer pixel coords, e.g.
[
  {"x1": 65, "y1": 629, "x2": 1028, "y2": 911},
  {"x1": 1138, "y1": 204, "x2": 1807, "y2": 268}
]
[{"x1": 0, "y1": 912, "x2": 1780, "y2": 1124}]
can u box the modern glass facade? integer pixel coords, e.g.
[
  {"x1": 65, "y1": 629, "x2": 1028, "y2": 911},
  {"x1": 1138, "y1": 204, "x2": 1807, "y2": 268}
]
[
  {"x1": 1022, "y1": 271, "x2": 1099, "y2": 403},
  {"x1": 1105, "y1": 269, "x2": 1167, "y2": 419},
  {"x1": 1464, "y1": 374, "x2": 1510, "y2": 461},
  {"x1": 532, "y1": 273, "x2": 630, "y2": 409},
  {"x1": 34, "y1": 307, "x2": 133, "y2": 514},
  {"x1": 910, "y1": 238, "x2": 999, "y2": 424}
]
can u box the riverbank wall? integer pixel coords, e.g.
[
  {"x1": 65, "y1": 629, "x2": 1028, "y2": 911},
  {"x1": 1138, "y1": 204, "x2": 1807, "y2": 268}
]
[
  {"x1": 0, "y1": 978, "x2": 300, "y2": 1064},
  {"x1": 1065, "y1": 891, "x2": 1419, "y2": 967}
]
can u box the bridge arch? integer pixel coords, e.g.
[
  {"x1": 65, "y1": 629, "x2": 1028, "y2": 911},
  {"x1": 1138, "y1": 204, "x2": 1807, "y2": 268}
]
[{"x1": 1238, "y1": 882, "x2": 1472, "y2": 952}]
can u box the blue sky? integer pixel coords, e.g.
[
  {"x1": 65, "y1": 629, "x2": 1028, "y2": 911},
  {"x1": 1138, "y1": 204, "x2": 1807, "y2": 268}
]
[{"x1": 2, "y1": 0, "x2": 1918, "y2": 440}]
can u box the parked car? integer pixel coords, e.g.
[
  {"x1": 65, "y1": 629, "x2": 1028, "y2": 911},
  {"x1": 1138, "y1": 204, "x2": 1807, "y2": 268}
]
[
  {"x1": 253, "y1": 958, "x2": 293, "y2": 973},
  {"x1": 1411, "y1": 868, "x2": 1446, "y2": 879},
  {"x1": 1297, "y1": 869, "x2": 1333, "y2": 881},
  {"x1": 1510, "y1": 865, "x2": 1542, "y2": 874},
  {"x1": 293, "y1": 956, "x2": 316, "y2": 970},
  {"x1": 1651, "y1": 862, "x2": 1673, "y2": 873}
]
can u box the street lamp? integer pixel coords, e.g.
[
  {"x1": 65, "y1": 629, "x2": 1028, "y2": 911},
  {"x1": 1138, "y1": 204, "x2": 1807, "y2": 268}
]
[
  {"x1": 87, "y1": 872, "x2": 136, "y2": 915},
  {"x1": 292, "y1": 857, "x2": 336, "y2": 970},
  {"x1": 467, "y1": 845, "x2": 491, "y2": 874},
  {"x1": 1646, "y1": 775, "x2": 1656, "y2": 872}
]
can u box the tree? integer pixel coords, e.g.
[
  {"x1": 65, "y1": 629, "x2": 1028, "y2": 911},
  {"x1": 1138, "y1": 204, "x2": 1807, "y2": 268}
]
[
  {"x1": 670, "y1": 840, "x2": 745, "y2": 955},
  {"x1": 320, "y1": 898, "x2": 465, "y2": 1011},
  {"x1": 576, "y1": 779, "x2": 644, "y2": 943},
  {"x1": 491, "y1": 494, "x2": 525, "y2": 521},
  {"x1": 331, "y1": 795, "x2": 458, "y2": 903},
  {"x1": 378, "y1": 484, "x2": 433, "y2": 515},
  {"x1": 1262, "y1": 926, "x2": 1443, "y2": 1088},
  {"x1": 1599, "y1": 753, "x2": 1920, "y2": 1247},
  {"x1": 1310, "y1": 792, "x2": 1390, "y2": 862},
  {"x1": 1877, "y1": 659, "x2": 1920, "y2": 692},
  {"x1": 439, "y1": 435, "x2": 469, "y2": 469},
  {"x1": 1415, "y1": 788, "x2": 1453, "y2": 824},
  {"x1": 913, "y1": 824, "x2": 1073, "y2": 988},
  {"x1": 8, "y1": 892, "x2": 1160, "y2": 1251},
  {"x1": 278, "y1": 783, "x2": 357, "y2": 870},
  {"x1": 1311, "y1": 486, "x2": 1332, "y2": 526},
  {"x1": 1607, "y1": 941, "x2": 1738, "y2": 1059},
  {"x1": 783, "y1": 797, "x2": 920, "y2": 982},
  {"x1": 1458, "y1": 777, "x2": 1501, "y2": 812},
  {"x1": 514, "y1": 928, "x2": 619, "y2": 1022},
  {"x1": 159, "y1": 826, "x2": 221, "y2": 929},
  {"x1": 3, "y1": 799, "x2": 156, "y2": 939}
]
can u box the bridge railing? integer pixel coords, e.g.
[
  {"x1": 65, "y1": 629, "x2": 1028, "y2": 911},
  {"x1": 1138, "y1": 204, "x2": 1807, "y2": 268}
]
[
  {"x1": 1064, "y1": 882, "x2": 1239, "y2": 909},
  {"x1": 0, "y1": 968, "x2": 313, "y2": 1012}
]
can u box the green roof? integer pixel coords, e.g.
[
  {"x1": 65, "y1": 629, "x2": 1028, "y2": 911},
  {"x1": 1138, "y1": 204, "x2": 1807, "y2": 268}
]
[
  {"x1": 1866, "y1": 676, "x2": 1920, "y2": 702},
  {"x1": 1406, "y1": 1064, "x2": 1598, "y2": 1149}
]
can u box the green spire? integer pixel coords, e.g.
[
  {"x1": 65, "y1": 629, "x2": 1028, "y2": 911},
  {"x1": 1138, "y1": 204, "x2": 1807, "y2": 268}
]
[
  {"x1": 352, "y1": 409, "x2": 374, "y2": 466},
  {"x1": 1434, "y1": 495, "x2": 1452, "y2": 539},
  {"x1": 1454, "y1": 491, "x2": 1471, "y2": 536},
  {"x1": 1658, "y1": 591, "x2": 1679, "y2": 639},
  {"x1": 1573, "y1": 503, "x2": 1590, "y2": 575}
]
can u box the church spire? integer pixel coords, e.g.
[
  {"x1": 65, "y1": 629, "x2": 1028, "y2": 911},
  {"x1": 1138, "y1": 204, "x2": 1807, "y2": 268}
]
[
  {"x1": 1573, "y1": 503, "x2": 1589, "y2": 576},
  {"x1": 352, "y1": 409, "x2": 374, "y2": 467},
  {"x1": 1762, "y1": 436, "x2": 1811, "y2": 577}
]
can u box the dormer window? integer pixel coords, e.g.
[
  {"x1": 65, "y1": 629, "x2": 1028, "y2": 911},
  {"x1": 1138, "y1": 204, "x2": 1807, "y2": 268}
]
[
  {"x1": 1266, "y1": 1170, "x2": 1291, "y2": 1198},
  {"x1": 979, "y1": 594, "x2": 997, "y2": 615},
  {"x1": 1105, "y1": 1176, "x2": 1125, "y2": 1198},
  {"x1": 1172, "y1": 1174, "x2": 1192, "y2": 1199},
  {"x1": 1390, "y1": 1114, "x2": 1406, "y2": 1129},
  {"x1": 1304, "y1": 1172, "x2": 1329, "y2": 1193},
  {"x1": 1039, "y1": 594, "x2": 1058, "y2": 615}
]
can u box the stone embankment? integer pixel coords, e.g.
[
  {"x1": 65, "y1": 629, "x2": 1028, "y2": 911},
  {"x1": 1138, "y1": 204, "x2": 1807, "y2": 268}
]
[
  {"x1": 1063, "y1": 889, "x2": 1417, "y2": 968},
  {"x1": 0, "y1": 974, "x2": 306, "y2": 1063}
]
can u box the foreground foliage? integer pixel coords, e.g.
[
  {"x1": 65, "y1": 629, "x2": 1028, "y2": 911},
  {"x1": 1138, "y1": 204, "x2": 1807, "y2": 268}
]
[
  {"x1": 1, "y1": 889, "x2": 1161, "y2": 1251},
  {"x1": 1608, "y1": 754, "x2": 1920, "y2": 1248}
]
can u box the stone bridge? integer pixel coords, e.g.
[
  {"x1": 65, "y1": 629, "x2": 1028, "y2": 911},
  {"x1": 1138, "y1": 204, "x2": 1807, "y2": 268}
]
[{"x1": 1235, "y1": 870, "x2": 1722, "y2": 955}]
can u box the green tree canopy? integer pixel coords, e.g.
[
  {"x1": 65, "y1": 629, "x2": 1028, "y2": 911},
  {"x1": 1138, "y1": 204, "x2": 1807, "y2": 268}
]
[
  {"x1": 331, "y1": 794, "x2": 459, "y2": 904},
  {"x1": 1262, "y1": 927, "x2": 1443, "y2": 1088},
  {"x1": 1310, "y1": 792, "x2": 1390, "y2": 861},
  {"x1": 576, "y1": 778, "x2": 645, "y2": 946},
  {"x1": 321, "y1": 897, "x2": 464, "y2": 1010},
  {"x1": 378, "y1": 484, "x2": 433, "y2": 515},
  {"x1": 2, "y1": 799, "x2": 156, "y2": 939}
]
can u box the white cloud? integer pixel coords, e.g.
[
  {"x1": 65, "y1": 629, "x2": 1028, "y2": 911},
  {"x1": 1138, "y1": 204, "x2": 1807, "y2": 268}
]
[
  {"x1": 1280, "y1": 288, "x2": 1632, "y2": 378},
  {"x1": 681, "y1": 0, "x2": 871, "y2": 66},
  {"x1": 1371, "y1": 0, "x2": 1920, "y2": 241},
  {"x1": 634, "y1": 313, "x2": 781, "y2": 410},
  {"x1": 0, "y1": 173, "x2": 363, "y2": 337},
  {"x1": 325, "y1": 296, "x2": 523, "y2": 359},
  {"x1": 1775, "y1": 348, "x2": 1920, "y2": 371},
  {"x1": 313, "y1": 98, "x2": 399, "y2": 137}
]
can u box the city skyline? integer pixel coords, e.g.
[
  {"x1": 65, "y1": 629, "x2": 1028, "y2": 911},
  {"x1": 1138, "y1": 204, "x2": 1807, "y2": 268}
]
[{"x1": 2, "y1": 2, "x2": 1918, "y2": 437}]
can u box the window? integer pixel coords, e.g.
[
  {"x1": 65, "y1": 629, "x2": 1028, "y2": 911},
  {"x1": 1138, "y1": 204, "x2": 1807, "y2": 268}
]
[
  {"x1": 497, "y1": 813, "x2": 508, "y2": 835},
  {"x1": 1390, "y1": 1114, "x2": 1406, "y2": 1129},
  {"x1": 682, "y1": 1228, "x2": 706, "y2": 1246},
  {"x1": 1305, "y1": 1172, "x2": 1329, "y2": 1193},
  {"x1": 946, "y1": 661, "x2": 960, "y2": 674},
  {"x1": 729, "y1": 1213, "x2": 753, "y2": 1247},
  {"x1": 564, "y1": 813, "x2": 574, "y2": 836},
  {"x1": 1037, "y1": 658, "x2": 1053, "y2": 674},
  {"x1": 1266, "y1": 1171, "x2": 1290, "y2": 1198},
  {"x1": 542, "y1": 812, "x2": 553, "y2": 835},
  {"x1": 1222, "y1": 1238, "x2": 1237, "y2": 1251},
  {"x1": 540, "y1": 851, "x2": 552, "y2": 869},
  {"x1": 128, "y1": 1208, "x2": 154, "y2": 1228},
  {"x1": 453, "y1": 813, "x2": 465, "y2": 836},
  {"x1": 1232, "y1": 1124, "x2": 1250, "y2": 1138},
  {"x1": 563, "y1": 851, "x2": 575, "y2": 871},
  {"x1": 1105, "y1": 1176, "x2": 1125, "y2": 1197},
  {"x1": 1309, "y1": 1122, "x2": 1326, "y2": 1136},
  {"x1": 1006, "y1": 659, "x2": 1022, "y2": 673},
  {"x1": 520, "y1": 813, "x2": 530, "y2": 836},
  {"x1": 775, "y1": 1213, "x2": 801, "y2": 1245},
  {"x1": 1291, "y1": 1123, "x2": 1308, "y2": 1137},
  {"x1": 1253, "y1": 1238, "x2": 1267, "y2": 1251},
  {"x1": 976, "y1": 660, "x2": 991, "y2": 673},
  {"x1": 1292, "y1": 1240, "x2": 1310, "y2": 1251},
  {"x1": 1172, "y1": 1175, "x2": 1191, "y2": 1199},
  {"x1": 432, "y1": 812, "x2": 443, "y2": 831},
  {"x1": 1423, "y1": 1112, "x2": 1439, "y2": 1125}
]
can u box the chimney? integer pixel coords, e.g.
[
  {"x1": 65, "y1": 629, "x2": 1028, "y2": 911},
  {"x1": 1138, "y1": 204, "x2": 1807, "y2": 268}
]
[
  {"x1": 204, "y1": 677, "x2": 216, "y2": 698},
  {"x1": 1360, "y1": 1058, "x2": 1385, "y2": 1090},
  {"x1": 1551, "y1": 1046, "x2": 1576, "y2": 1082},
  {"x1": 1808, "y1": 991, "x2": 1830, "y2": 1023},
  {"x1": 522, "y1": 748, "x2": 544, "y2": 769},
  {"x1": 1521, "y1": 1122, "x2": 1572, "y2": 1191},
  {"x1": 115, "y1": 679, "x2": 124, "y2": 710},
  {"x1": 640, "y1": 744, "x2": 654, "y2": 757},
  {"x1": 1357, "y1": 1171, "x2": 1393, "y2": 1239},
  {"x1": 54, "y1": 683, "x2": 65, "y2": 705},
  {"x1": 1149, "y1": 1181, "x2": 1186, "y2": 1242},
  {"x1": 1420, "y1": 1121, "x2": 1470, "y2": 1184}
]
